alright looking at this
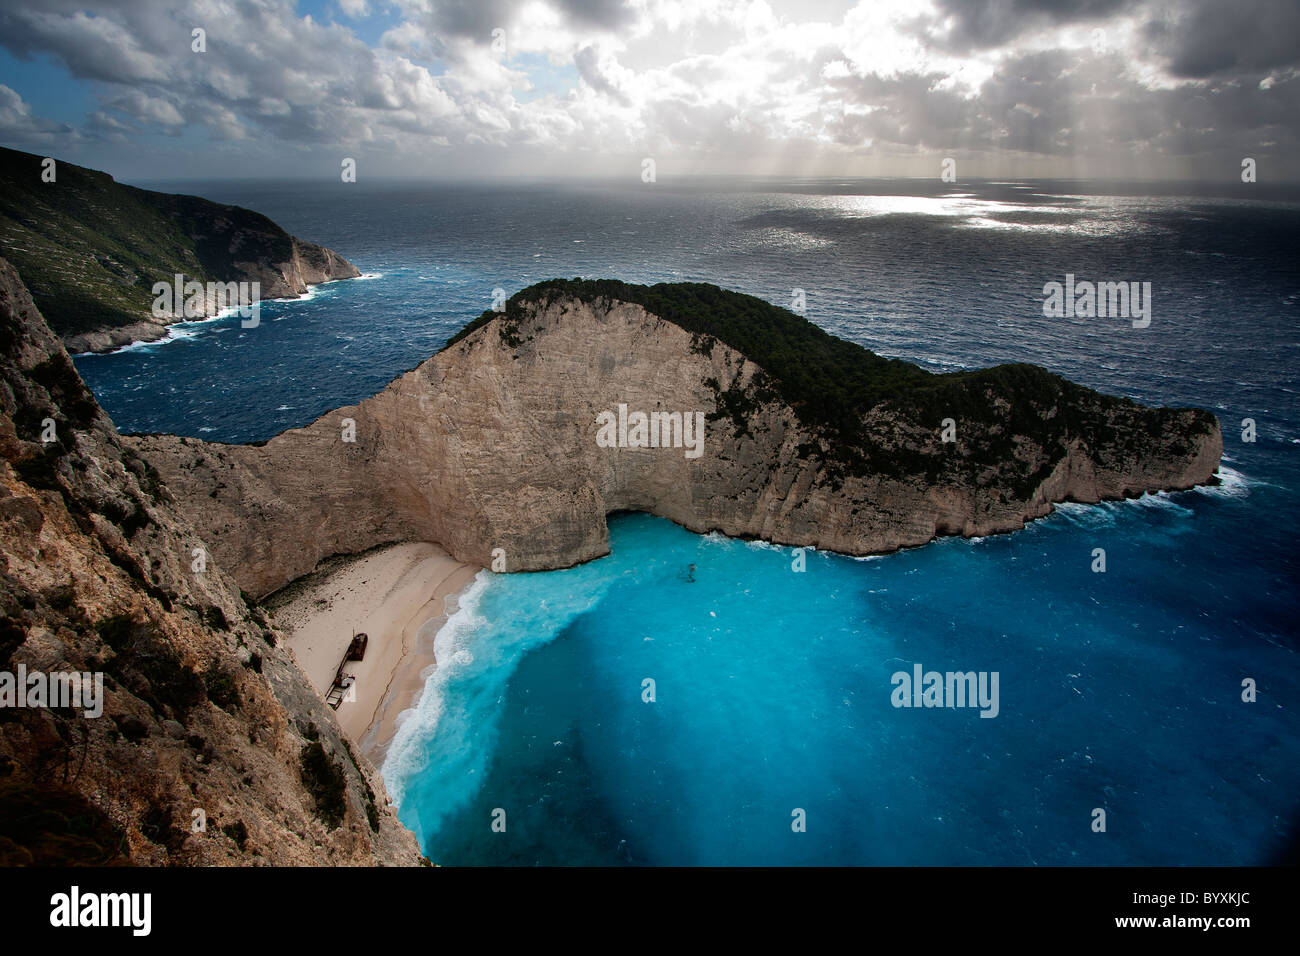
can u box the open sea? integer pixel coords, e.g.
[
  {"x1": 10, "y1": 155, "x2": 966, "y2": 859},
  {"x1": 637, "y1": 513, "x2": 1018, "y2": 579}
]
[{"x1": 72, "y1": 178, "x2": 1300, "y2": 865}]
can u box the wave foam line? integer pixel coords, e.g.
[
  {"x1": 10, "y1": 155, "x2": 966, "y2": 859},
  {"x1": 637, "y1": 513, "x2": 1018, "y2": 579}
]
[
  {"x1": 1198, "y1": 464, "x2": 1251, "y2": 499},
  {"x1": 380, "y1": 570, "x2": 493, "y2": 806},
  {"x1": 379, "y1": 561, "x2": 620, "y2": 846},
  {"x1": 84, "y1": 306, "x2": 245, "y2": 356}
]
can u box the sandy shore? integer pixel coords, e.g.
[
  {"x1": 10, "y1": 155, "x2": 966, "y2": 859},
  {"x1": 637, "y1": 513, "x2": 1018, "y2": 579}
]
[{"x1": 265, "y1": 542, "x2": 479, "y2": 761}]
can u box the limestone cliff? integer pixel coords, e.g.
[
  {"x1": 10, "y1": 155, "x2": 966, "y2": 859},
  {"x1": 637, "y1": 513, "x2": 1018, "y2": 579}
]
[
  {"x1": 0, "y1": 257, "x2": 421, "y2": 865},
  {"x1": 129, "y1": 280, "x2": 1223, "y2": 600},
  {"x1": 0, "y1": 146, "x2": 360, "y2": 354}
]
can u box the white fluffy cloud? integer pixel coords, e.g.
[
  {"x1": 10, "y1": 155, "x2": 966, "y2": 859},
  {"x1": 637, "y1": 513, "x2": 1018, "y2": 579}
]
[{"x1": 0, "y1": 83, "x2": 79, "y2": 145}]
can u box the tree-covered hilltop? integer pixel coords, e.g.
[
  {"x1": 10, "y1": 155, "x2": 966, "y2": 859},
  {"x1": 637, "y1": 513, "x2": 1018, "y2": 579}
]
[
  {"x1": 446, "y1": 278, "x2": 1219, "y2": 486},
  {"x1": 0, "y1": 146, "x2": 344, "y2": 338}
]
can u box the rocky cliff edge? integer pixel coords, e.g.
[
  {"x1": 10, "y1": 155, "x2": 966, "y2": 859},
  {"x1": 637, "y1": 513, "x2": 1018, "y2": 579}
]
[{"x1": 0, "y1": 256, "x2": 422, "y2": 865}]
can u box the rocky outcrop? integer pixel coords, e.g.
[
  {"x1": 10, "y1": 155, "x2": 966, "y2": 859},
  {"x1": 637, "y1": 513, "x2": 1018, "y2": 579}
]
[
  {"x1": 0, "y1": 146, "x2": 360, "y2": 354},
  {"x1": 124, "y1": 186, "x2": 362, "y2": 305},
  {"x1": 61, "y1": 319, "x2": 175, "y2": 356},
  {"x1": 129, "y1": 282, "x2": 1223, "y2": 600},
  {"x1": 0, "y1": 257, "x2": 421, "y2": 865}
]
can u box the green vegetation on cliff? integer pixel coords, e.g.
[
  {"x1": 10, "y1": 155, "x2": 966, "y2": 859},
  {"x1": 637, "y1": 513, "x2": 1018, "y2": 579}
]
[{"x1": 0, "y1": 146, "x2": 295, "y2": 336}]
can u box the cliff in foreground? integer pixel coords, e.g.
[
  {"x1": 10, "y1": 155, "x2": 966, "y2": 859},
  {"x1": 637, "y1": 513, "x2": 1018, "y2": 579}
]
[
  {"x1": 130, "y1": 280, "x2": 1223, "y2": 599},
  {"x1": 0, "y1": 147, "x2": 359, "y2": 353},
  {"x1": 0, "y1": 257, "x2": 421, "y2": 865}
]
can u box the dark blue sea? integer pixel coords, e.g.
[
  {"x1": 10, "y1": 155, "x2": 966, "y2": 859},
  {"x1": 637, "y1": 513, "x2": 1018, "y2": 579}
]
[{"x1": 73, "y1": 178, "x2": 1300, "y2": 865}]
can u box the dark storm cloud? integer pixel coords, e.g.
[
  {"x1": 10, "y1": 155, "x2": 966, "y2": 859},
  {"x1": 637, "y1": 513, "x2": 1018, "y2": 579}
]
[
  {"x1": 824, "y1": 45, "x2": 1300, "y2": 162},
  {"x1": 919, "y1": 0, "x2": 1130, "y2": 50},
  {"x1": 925, "y1": 0, "x2": 1300, "y2": 80},
  {"x1": 554, "y1": 0, "x2": 636, "y2": 30},
  {"x1": 0, "y1": 1, "x2": 171, "y2": 84},
  {"x1": 419, "y1": 0, "x2": 516, "y2": 37},
  {"x1": 826, "y1": 70, "x2": 983, "y2": 151},
  {"x1": 1141, "y1": 0, "x2": 1300, "y2": 78}
]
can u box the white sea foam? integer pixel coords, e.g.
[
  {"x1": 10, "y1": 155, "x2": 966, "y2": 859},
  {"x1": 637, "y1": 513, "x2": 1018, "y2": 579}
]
[
  {"x1": 380, "y1": 563, "x2": 616, "y2": 842},
  {"x1": 1050, "y1": 468, "x2": 1252, "y2": 525},
  {"x1": 75, "y1": 274, "x2": 364, "y2": 355},
  {"x1": 1050, "y1": 501, "x2": 1116, "y2": 526},
  {"x1": 1196, "y1": 464, "x2": 1251, "y2": 499},
  {"x1": 1140, "y1": 494, "x2": 1193, "y2": 514},
  {"x1": 381, "y1": 571, "x2": 493, "y2": 807},
  {"x1": 84, "y1": 327, "x2": 192, "y2": 356},
  {"x1": 283, "y1": 284, "x2": 326, "y2": 305},
  {"x1": 77, "y1": 304, "x2": 248, "y2": 356}
]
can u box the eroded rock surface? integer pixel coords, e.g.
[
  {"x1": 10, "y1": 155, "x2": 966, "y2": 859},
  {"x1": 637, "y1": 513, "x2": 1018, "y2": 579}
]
[{"x1": 0, "y1": 257, "x2": 421, "y2": 865}]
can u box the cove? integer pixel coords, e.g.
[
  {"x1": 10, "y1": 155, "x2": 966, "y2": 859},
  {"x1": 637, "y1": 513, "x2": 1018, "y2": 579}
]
[{"x1": 382, "y1": 499, "x2": 1299, "y2": 866}]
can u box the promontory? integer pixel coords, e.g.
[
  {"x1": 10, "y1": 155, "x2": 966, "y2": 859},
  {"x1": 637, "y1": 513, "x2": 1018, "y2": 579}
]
[
  {"x1": 129, "y1": 279, "x2": 1224, "y2": 600},
  {"x1": 0, "y1": 146, "x2": 358, "y2": 354}
]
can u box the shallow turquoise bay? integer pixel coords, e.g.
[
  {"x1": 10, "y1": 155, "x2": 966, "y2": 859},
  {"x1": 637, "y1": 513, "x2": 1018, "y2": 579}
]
[{"x1": 385, "y1": 491, "x2": 1296, "y2": 866}]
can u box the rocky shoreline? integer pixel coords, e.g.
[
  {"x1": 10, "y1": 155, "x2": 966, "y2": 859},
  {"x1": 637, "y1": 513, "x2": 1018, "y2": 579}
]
[
  {"x1": 65, "y1": 270, "x2": 361, "y2": 356},
  {"x1": 0, "y1": 257, "x2": 1225, "y2": 865}
]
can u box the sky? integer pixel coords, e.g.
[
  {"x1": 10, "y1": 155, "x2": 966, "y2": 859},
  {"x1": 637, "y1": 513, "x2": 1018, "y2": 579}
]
[{"x1": 0, "y1": 0, "x2": 1297, "y2": 182}]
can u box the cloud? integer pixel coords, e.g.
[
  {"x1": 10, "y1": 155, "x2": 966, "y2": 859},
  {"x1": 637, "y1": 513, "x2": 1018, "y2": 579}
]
[
  {"x1": 397, "y1": 0, "x2": 634, "y2": 40},
  {"x1": 108, "y1": 90, "x2": 185, "y2": 126},
  {"x1": 920, "y1": 0, "x2": 1130, "y2": 51},
  {"x1": 574, "y1": 44, "x2": 634, "y2": 105},
  {"x1": 0, "y1": 0, "x2": 1294, "y2": 177},
  {"x1": 0, "y1": 6, "x2": 171, "y2": 84},
  {"x1": 0, "y1": 83, "x2": 79, "y2": 145},
  {"x1": 1141, "y1": 0, "x2": 1300, "y2": 79}
]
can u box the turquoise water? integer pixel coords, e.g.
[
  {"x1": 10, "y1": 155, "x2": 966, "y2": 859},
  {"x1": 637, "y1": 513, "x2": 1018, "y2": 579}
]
[{"x1": 385, "y1": 494, "x2": 1297, "y2": 866}]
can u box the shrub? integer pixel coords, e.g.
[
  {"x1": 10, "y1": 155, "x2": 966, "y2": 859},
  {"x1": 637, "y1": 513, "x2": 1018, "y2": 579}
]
[{"x1": 299, "y1": 741, "x2": 347, "y2": 829}]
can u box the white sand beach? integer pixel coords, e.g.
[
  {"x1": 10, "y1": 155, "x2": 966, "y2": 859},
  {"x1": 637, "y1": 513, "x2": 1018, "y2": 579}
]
[{"x1": 265, "y1": 543, "x2": 479, "y2": 761}]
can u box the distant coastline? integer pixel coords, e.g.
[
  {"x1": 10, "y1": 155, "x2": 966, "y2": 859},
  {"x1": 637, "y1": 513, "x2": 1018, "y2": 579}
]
[
  {"x1": 68, "y1": 273, "x2": 373, "y2": 356},
  {"x1": 0, "y1": 145, "x2": 362, "y2": 354}
]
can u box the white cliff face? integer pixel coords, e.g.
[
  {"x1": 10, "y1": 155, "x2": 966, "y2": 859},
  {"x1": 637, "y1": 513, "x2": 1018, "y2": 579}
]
[
  {"x1": 129, "y1": 294, "x2": 1223, "y2": 599},
  {"x1": 238, "y1": 236, "x2": 362, "y2": 301}
]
